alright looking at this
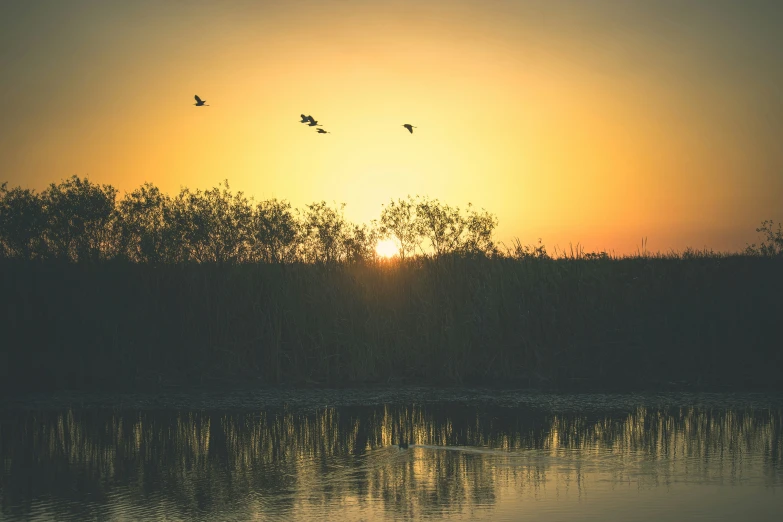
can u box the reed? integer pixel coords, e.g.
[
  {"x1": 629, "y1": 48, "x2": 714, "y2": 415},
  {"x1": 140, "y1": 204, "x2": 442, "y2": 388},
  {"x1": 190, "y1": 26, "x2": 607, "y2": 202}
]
[{"x1": 2, "y1": 252, "x2": 781, "y2": 392}]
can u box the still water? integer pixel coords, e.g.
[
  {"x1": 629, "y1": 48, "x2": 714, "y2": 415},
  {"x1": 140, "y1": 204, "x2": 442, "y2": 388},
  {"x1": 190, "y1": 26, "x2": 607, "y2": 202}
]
[{"x1": 1, "y1": 389, "x2": 781, "y2": 521}]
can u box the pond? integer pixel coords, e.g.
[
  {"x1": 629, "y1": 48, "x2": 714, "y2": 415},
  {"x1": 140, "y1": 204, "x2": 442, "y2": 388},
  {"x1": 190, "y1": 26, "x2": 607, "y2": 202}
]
[{"x1": 1, "y1": 388, "x2": 781, "y2": 521}]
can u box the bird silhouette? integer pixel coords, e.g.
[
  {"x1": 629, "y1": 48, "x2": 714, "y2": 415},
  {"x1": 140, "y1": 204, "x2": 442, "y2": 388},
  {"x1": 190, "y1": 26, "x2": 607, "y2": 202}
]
[
  {"x1": 316, "y1": 128, "x2": 330, "y2": 134},
  {"x1": 194, "y1": 95, "x2": 208, "y2": 106},
  {"x1": 300, "y1": 114, "x2": 310, "y2": 123},
  {"x1": 402, "y1": 124, "x2": 416, "y2": 134},
  {"x1": 307, "y1": 116, "x2": 322, "y2": 127}
]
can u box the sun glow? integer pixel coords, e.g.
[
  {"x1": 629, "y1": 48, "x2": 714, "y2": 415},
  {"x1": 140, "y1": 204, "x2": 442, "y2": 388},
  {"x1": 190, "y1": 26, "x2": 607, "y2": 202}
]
[{"x1": 375, "y1": 239, "x2": 399, "y2": 259}]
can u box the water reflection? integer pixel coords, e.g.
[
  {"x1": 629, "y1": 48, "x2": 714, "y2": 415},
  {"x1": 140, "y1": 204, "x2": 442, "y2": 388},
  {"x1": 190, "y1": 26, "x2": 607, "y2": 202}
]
[{"x1": 1, "y1": 399, "x2": 781, "y2": 520}]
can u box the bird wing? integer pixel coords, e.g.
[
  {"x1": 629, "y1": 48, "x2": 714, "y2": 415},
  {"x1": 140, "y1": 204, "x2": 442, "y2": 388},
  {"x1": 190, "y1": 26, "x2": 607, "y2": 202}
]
[
  {"x1": 195, "y1": 95, "x2": 202, "y2": 103},
  {"x1": 307, "y1": 115, "x2": 316, "y2": 123}
]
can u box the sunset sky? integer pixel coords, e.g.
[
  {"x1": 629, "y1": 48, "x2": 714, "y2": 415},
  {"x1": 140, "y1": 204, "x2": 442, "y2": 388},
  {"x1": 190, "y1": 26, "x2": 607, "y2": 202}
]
[{"x1": 1, "y1": 0, "x2": 781, "y2": 254}]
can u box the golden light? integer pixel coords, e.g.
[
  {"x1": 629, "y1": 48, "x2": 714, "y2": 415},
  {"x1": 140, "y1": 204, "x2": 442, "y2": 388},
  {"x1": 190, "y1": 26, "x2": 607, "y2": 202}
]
[
  {"x1": 375, "y1": 239, "x2": 399, "y2": 259},
  {"x1": 1, "y1": 2, "x2": 778, "y2": 256}
]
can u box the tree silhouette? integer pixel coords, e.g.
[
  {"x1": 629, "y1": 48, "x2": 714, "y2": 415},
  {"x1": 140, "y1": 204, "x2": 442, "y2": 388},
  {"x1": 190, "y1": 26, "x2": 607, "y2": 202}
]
[
  {"x1": 414, "y1": 197, "x2": 466, "y2": 256},
  {"x1": 0, "y1": 176, "x2": 502, "y2": 263},
  {"x1": 745, "y1": 219, "x2": 783, "y2": 257},
  {"x1": 0, "y1": 183, "x2": 45, "y2": 260},
  {"x1": 343, "y1": 222, "x2": 379, "y2": 263},
  {"x1": 379, "y1": 196, "x2": 420, "y2": 260},
  {"x1": 252, "y1": 199, "x2": 301, "y2": 263},
  {"x1": 41, "y1": 176, "x2": 117, "y2": 262},
  {"x1": 116, "y1": 183, "x2": 170, "y2": 263},
  {"x1": 169, "y1": 181, "x2": 254, "y2": 263},
  {"x1": 300, "y1": 201, "x2": 349, "y2": 263}
]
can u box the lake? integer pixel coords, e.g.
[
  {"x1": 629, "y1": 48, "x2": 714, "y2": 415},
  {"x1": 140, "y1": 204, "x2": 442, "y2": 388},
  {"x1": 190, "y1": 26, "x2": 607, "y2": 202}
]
[{"x1": 1, "y1": 388, "x2": 780, "y2": 521}]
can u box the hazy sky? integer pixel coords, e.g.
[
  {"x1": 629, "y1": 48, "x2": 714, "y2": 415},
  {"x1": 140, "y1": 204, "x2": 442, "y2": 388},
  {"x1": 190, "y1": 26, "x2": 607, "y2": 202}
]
[{"x1": 1, "y1": 0, "x2": 781, "y2": 254}]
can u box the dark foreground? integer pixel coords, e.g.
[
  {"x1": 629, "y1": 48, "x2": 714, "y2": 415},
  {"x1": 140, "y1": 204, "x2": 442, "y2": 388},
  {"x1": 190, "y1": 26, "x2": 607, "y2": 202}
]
[
  {"x1": 1, "y1": 389, "x2": 781, "y2": 521},
  {"x1": 2, "y1": 256, "x2": 782, "y2": 392}
]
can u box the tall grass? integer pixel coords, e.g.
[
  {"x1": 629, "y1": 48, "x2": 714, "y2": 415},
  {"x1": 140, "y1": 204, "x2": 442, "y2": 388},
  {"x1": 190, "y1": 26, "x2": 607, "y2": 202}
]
[{"x1": 2, "y1": 252, "x2": 781, "y2": 391}]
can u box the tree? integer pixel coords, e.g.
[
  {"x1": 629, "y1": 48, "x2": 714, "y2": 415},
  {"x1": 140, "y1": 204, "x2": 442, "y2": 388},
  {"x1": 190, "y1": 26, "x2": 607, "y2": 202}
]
[
  {"x1": 343, "y1": 222, "x2": 380, "y2": 263},
  {"x1": 41, "y1": 176, "x2": 118, "y2": 262},
  {"x1": 745, "y1": 219, "x2": 783, "y2": 257},
  {"x1": 461, "y1": 203, "x2": 499, "y2": 256},
  {"x1": 169, "y1": 180, "x2": 254, "y2": 263},
  {"x1": 378, "y1": 196, "x2": 420, "y2": 260},
  {"x1": 116, "y1": 183, "x2": 170, "y2": 263},
  {"x1": 252, "y1": 199, "x2": 301, "y2": 263},
  {"x1": 415, "y1": 197, "x2": 466, "y2": 256},
  {"x1": 0, "y1": 183, "x2": 45, "y2": 260},
  {"x1": 1, "y1": 176, "x2": 505, "y2": 263},
  {"x1": 300, "y1": 201, "x2": 348, "y2": 263}
]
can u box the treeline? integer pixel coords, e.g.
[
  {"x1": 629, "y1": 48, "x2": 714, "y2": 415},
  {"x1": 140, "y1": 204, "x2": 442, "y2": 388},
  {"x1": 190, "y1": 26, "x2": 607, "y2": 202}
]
[
  {"x1": 2, "y1": 176, "x2": 782, "y2": 263},
  {"x1": 0, "y1": 176, "x2": 499, "y2": 263}
]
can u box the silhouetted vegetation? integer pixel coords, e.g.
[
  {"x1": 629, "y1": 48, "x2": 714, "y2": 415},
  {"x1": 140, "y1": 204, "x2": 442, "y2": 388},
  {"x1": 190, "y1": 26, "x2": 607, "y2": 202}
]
[
  {"x1": 1, "y1": 177, "x2": 781, "y2": 391},
  {"x1": 0, "y1": 177, "x2": 499, "y2": 263},
  {"x1": 746, "y1": 219, "x2": 783, "y2": 257}
]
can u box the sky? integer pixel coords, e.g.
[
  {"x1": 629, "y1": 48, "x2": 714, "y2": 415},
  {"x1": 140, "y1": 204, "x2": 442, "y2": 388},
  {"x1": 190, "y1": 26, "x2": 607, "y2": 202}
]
[{"x1": 1, "y1": 0, "x2": 782, "y2": 254}]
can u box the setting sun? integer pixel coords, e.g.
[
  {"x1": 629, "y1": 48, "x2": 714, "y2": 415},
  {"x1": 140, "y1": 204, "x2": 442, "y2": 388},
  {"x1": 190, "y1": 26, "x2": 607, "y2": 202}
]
[
  {"x1": 375, "y1": 239, "x2": 399, "y2": 259},
  {"x1": 2, "y1": 2, "x2": 782, "y2": 519}
]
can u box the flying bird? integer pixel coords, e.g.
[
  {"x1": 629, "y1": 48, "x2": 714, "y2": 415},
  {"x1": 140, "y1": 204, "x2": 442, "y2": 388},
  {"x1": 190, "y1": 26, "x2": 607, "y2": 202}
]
[
  {"x1": 194, "y1": 95, "x2": 208, "y2": 106},
  {"x1": 316, "y1": 128, "x2": 330, "y2": 134},
  {"x1": 402, "y1": 124, "x2": 416, "y2": 134},
  {"x1": 299, "y1": 114, "x2": 310, "y2": 123},
  {"x1": 307, "y1": 116, "x2": 322, "y2": 127}
]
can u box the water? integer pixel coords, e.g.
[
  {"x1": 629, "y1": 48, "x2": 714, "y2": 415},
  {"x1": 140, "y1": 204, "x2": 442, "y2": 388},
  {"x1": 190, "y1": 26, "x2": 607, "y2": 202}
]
[{"x1": 1, "y1": 389, "x2": 781, "y2": 521}]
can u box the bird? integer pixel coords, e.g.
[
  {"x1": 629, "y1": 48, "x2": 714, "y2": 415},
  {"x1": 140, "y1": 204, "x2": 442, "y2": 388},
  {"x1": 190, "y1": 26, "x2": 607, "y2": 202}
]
[
  {"x1": 402, "y1": 124, "x2": 416, "y2": 134},
  {"x1": 194, "y1": 95, "x2": 208, "y2": 106},
  {"x1": 316, "y1": 128, "x2": 330, "y2": 134},
  {"x1": 299, "y1": 114, "x2": 310, "y2": 123},
  {"x1": 307, "y1": 116, "x2": 322, "y2": 127}
]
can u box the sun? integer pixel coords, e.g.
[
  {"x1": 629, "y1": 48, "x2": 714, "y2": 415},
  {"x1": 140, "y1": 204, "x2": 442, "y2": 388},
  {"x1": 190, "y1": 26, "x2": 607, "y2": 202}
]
[{"x1": 375, "y1": 239, "x2": 400, "y2": 259}]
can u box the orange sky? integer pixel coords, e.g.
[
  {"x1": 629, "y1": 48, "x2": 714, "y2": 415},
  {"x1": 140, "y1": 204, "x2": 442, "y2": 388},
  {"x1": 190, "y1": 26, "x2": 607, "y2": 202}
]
[{"x1": 1, "y1": 0, "x2": 781, "y2": 254}]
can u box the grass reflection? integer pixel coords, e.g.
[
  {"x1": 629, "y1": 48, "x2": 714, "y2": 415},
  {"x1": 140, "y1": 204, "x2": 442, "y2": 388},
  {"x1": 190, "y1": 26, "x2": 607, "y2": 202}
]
[{"x1": 1, "y1": 403, "x2": 781, "y2": 520}]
